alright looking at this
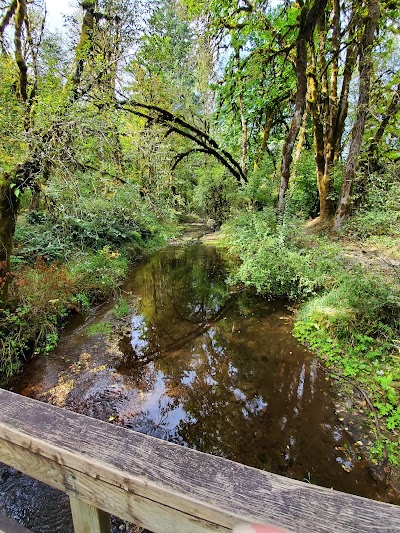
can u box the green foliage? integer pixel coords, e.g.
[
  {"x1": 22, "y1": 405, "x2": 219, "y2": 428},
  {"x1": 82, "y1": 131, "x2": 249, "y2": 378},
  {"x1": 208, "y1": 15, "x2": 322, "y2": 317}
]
[
  {"x1": 0, "y1": 247, "x2": 130, "y2": 381},
  {"x1": 112, "y1": 297, "x2": 131, "y2": 319},
  {"x1": 193, "y1": 167, "x2": 236, "y2": 227},
  {"x1": 370, "y1": 437, "x2": 400, "y2": 467},
  {"x1": 239, "y1": 159, "x2": 277, "y2": 209},
  {"x1": 293, "y1": 268, "x2": 400, "y2": 465},
  {"x1": 286, "y1": 151, "x2": 319, "y2": 218},
  {"x1": 2, "y1": 177, "x2": 175, "y2": 379},
  {"x1": 225, "y1": 211, "x2": 340, "y2": 299},
  {"x1": 86, "y1": 321, "x2": 113, "y2": 336},
  {"x1": 345, "y1": 173, "x2": 400, "y2": 237},
  {"x1": 69, "y1": 247, "x2": 129, "y2": 296}
]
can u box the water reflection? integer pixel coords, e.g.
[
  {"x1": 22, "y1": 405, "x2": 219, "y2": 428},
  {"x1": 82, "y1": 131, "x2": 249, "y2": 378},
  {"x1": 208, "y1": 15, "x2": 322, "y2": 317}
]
[
  {"x1": 8, "y1": 244, "x2": 397, "y2": 504},
  {"x1": 114, "y1": 245, "x2": 384, "y2": 496}
]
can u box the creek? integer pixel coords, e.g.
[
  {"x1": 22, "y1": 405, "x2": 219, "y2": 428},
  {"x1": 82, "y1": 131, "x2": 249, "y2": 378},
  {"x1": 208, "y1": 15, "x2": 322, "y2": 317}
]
[{"x1": 1, "y1": 242, "x2": 396, "y2": 532}]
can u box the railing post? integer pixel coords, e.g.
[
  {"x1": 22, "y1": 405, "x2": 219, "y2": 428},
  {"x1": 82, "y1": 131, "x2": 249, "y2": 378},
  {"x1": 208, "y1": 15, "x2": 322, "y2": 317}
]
[{"x1": 69, "y1": 496, "x2": 111, "y2": 533}]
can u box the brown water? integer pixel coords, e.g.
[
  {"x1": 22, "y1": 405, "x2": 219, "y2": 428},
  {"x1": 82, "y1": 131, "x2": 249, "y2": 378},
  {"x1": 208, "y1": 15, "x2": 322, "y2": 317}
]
[{"x1": 1, "y1": 243, "x2": 397, "y2": 532}]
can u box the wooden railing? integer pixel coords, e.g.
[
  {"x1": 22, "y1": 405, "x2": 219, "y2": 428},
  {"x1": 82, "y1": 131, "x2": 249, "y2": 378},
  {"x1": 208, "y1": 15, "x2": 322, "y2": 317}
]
[{"x1": 0, "y1": 389, "x2": 399, "y2": 533}]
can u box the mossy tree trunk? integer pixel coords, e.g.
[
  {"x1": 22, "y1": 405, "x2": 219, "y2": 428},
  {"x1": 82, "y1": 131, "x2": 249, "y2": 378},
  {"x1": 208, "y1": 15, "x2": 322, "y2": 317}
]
[
  {"x1": 277, "y1": 0, "x2": 327, "y2": 216},
  {"x1": 333, "y1": 0, "x2": 380, "y2": 230},
  {"x1": 0, "y1": 177, "x2": 19, "y2": 301}
]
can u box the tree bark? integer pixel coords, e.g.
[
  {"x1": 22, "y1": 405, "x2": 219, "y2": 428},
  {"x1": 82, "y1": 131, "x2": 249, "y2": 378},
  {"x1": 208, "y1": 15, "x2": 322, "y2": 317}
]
[
  {"x1": 278, "y1": 0, "x2": 328, "y2": 215},
  {"x1": 333, "y1": 0, "x2": 358, "y2": 160},
  {"x1": 0, "y1": 0, "x2": 17, "y2": 44},
  {"x1": 333, "y1": 0, "x2": 380, "y2": 231},
  {"x1": 308, "y1": 48, "x2": 333, "y2": 221},
  {"x1": 14, "y1": 0, "x2": 28, "y2": 103},
  {"x1": 70, "y1": 0, "x2": 95, "y2": 100},
  {"x1": 238, "y1": 94, "x2": 248, "y2": 178},
  {"x1": 367, "y1": 81, "x2": 400, "y2": 168},
  {"x1": 292, "y1": 106, "x2": 308, "y2": 181},
  {"x1": 0, "y1": 178, "x2": 19, "y2": 301}
]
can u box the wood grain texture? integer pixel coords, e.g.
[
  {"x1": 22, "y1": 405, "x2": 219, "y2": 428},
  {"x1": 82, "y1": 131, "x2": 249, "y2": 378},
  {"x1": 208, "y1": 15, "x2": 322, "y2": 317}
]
[
  {"x1": 70, "y1": 496, "x2": 111, "y2": 533},
  {"x1": 0, "y1": 514, "x2": 33, "y2": 533},
  {"x1": 0, "y1": 389, "x2": 399, "y2": 533}
]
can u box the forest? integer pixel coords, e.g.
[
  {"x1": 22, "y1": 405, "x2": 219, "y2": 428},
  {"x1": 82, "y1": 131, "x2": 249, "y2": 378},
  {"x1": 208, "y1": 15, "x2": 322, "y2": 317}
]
[{"x1": 0, "y1": 0, "x2": 399, "y2": 489}]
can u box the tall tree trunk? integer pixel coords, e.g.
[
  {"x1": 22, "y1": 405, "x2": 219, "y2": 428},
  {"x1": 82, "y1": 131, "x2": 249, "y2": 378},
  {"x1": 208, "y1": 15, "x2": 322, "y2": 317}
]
[
  {"x1": 368, "y1": 81, "x2": 400, "y2": 169},
  {"x1": 308, "y1": 40, "x2": 335, "y2": 222},
  {"x1": 309, "y1": 76, "x2": 332, "y2": 220},
  {"x1": 69, "y1": 0, "x2": 95, "y2": 100},
  {"x1": 278, "y1": 0, "x2": 327, "y2": 215},
  {"x1": 319, "y1": 0, "x2": 340, "y2": 220},
  {"x1": 0, "y1": 178, "x2": 19, "y2": 301},
  {"x1": 333, "y1": 0, "x2": 358, "y2": 161},
  {"x1": 292, "y1": 106, "x2": 308, "y2": 182},
  {"x1": 238, "y1": 94, "x2": 248, "y2": 178},
  {"x1": 278, "y1": 31, "x2": 307, "y2": 214},
  {"x1": 333, "y1": 0, "x2": 380, "y2": 231}
]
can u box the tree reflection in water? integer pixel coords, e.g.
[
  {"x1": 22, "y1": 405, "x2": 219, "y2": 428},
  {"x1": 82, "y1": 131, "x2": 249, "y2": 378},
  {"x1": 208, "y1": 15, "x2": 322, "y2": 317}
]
[
  {"x1": 8, "y1": 243, "x2": 395, "y2": 501},
  {"x1": 117, "y1": 245, "x2": 351, "y2": 489}
]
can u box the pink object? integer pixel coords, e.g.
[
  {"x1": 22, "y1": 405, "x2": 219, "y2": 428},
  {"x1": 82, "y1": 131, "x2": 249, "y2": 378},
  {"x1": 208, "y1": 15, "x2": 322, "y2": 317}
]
[{"x1": 233, "y1": 524, "x2": 290, "y2": 533}]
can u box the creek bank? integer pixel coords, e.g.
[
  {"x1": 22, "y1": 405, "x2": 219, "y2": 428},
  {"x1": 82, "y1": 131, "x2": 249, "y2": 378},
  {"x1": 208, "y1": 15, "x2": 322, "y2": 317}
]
[
  {"x1": 0, "y1": 224, "x2": 177, "y2": 384},
  {"x1": 219, "y1": 215, "x2": 400, "y2": 497},
  {"x1": 7, "y1": 242, "x2": 398, "y2": 506}
]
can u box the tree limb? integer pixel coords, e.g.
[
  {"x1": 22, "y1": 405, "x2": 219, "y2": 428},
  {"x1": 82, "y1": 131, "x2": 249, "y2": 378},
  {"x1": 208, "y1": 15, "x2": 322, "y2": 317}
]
[{"x1": 116, "y1": 99, "x2": 247, "y2": 184}]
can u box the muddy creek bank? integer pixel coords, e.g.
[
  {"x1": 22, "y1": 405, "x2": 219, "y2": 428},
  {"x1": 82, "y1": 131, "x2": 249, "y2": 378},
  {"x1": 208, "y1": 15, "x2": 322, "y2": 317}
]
[{"x1": 2, "y1": 243, "x2": 398, "y2": 532}]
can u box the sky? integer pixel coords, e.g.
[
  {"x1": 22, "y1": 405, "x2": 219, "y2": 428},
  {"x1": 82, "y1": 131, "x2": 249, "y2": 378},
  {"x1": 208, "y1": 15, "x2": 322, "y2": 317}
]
[{"x1": 46, "y1": 0, "x2": 76, "y2": 31}]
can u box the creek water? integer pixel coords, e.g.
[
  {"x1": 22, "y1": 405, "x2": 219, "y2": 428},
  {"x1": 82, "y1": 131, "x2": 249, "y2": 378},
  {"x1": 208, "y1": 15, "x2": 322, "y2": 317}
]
[{"x1": 1, "y1": 242, "x2": 397, "y2": 532}]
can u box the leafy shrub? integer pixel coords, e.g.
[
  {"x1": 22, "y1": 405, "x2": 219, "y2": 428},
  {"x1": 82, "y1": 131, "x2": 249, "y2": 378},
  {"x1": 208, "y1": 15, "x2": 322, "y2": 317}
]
[
  {"x1": 225, "y1": 211, "x2": 341, "y2": 299},
  {"x1": 286, "y1": 151, "x2": 320, "y2": 219},
  {"x1": 13, "y1": 222, "x2": 73, "y2": 264},
  {"x1": 192, "y1": 167, "x2": 237, "y2": 227},
  {"x1": 14, "y1": 180, "x2": 174, "y2": 265},
  {"x1": 345, "y1": 177, "x2": 400, "y2": 237},
  {"x1": 344, "y1": 208, "x2": 400, "y2": 237},
  {"x1": 294, "y1": 268, "x2": 400, "y2": 463},
  {"x1": 1, "y1": 248, "x2": 129, "y2": 381},
  {"x1": 68, "y1": 247, "x2": 129, "y2": 297},
  {"x1": 239, "y1": 158, "x2": 278, "y2": 209}
]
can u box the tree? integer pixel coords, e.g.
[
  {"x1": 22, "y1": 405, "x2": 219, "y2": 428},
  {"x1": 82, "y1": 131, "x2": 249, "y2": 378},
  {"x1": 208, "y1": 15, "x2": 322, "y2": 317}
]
[
  {"x1": 333, "y1": 0, "x2": 381, "y2": 230},
  {"x1": 0, "y1": 0, "x2": 99, "y2": 300},
  {"x1": 0, "y1": 0, "x2": 45, "y2": 300},
  {"x1": 305, "y1": 0, "x2": 359, "y2": 224},
  {"x1": 277, "y1": 0, "x2": 328, "y2": 214}
]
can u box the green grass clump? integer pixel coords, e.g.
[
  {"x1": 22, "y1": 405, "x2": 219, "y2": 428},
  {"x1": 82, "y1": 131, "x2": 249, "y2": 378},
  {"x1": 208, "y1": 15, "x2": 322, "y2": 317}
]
[
  {"x1": 86, "y1": 321, "x2": 113, "y2": 336},
  {"x1": 224, "y1": 210, "x2": 341, "y2": 300},
  {"x1": 112, "y1": 297, "x2": 131, "y2": 319}
]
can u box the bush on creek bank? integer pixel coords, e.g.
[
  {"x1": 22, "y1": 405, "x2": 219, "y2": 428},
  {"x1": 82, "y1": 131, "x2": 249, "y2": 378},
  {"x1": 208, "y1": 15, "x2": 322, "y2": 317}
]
[
  {"x1": 0, "y1": 181, "x2": 176, "y2": 382},
  {"x1": 223, "y1": 210, "x2": 400, "y2": 469}
]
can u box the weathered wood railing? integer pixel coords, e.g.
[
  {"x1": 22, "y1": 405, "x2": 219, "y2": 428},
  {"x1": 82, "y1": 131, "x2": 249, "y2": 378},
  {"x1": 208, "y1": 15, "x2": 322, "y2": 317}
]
[{"x1": 0, "y1": 389, "x2": 399, "y2": 533}]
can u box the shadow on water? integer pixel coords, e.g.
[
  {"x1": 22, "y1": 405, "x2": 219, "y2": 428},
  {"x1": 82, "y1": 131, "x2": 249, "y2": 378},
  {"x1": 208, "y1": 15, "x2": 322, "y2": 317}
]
[{"x1": 2, "y1": 243, "x2": 398, "y2": 531}]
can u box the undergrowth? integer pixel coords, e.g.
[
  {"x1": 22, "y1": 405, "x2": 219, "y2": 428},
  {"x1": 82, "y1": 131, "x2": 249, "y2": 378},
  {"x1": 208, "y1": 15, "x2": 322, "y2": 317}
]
[
  {"x1": 224, "y1": 209, "x2": 400, "y2": 467},
  {"x1": 0, "y1": 180, "x2": 176, "y2": 382}
]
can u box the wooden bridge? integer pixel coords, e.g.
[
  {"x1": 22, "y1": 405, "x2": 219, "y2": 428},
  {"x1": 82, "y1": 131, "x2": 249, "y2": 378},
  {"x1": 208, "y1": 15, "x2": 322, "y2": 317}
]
[{"x1": 0, "y1": 389, "x2": 399, "y2": 533}]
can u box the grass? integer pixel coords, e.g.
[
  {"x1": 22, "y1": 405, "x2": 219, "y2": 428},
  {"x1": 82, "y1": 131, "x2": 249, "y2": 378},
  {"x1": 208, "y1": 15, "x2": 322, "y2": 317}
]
[
  {"x1": 223, "y1": 210, "x2": 400, "y2": 468},
  {"x1": 86, "y1": 321, "x2": 113, "y2": 336},
  {"x1": 112, "y1": 297, "x2": 131, "y2": 319}
]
